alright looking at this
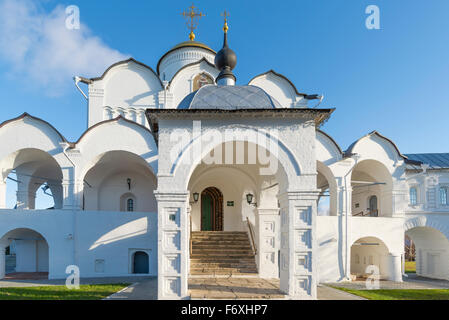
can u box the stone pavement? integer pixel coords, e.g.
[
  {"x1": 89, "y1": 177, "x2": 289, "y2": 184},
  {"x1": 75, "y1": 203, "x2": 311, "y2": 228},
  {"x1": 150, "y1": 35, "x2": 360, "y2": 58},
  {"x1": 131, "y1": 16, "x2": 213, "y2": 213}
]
[
  {"x1": 317, "y1": 285, "x2": 366, "y2": 300},
  {"x1": 328, "y1": 274, "x2": 449, "y2": 290},
  {"x1": 0, "y1": 276, "x2": 152, "y2": 288},
  {"x1": 105, "y1": 277, "x2": 157, "y2": 300},
  {"x1": 189, "y1": 277, "x2": 284, "y2": 299}
]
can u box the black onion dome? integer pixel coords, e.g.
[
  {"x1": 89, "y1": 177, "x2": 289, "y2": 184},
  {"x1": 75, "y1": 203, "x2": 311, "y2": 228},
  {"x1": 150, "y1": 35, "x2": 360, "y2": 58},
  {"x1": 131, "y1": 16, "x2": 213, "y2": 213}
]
[{"x1": 214, "y1": 33, "x2": 237, "y2": 71}]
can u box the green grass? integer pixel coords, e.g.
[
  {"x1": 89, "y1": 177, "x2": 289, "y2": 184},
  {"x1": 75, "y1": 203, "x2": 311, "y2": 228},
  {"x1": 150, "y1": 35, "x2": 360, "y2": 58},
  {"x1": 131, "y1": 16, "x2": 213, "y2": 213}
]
[
  {"x1": 405, "y1": 261, "x2": 416, "y2": 274},
  {"x1": 0, "y1": 284, "x2": 129, "y2": 300},
  {"x1": 334, "y1": 287, "x2": 449, "y2": 300}
]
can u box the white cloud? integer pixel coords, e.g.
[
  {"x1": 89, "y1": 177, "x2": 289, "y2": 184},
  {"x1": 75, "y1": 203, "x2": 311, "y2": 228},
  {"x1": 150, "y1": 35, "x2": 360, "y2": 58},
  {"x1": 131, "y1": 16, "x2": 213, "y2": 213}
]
[
  {"x1": 318, "y1": 197, "x2": 330, "y2": 216},
  {"x1": 0, "y1": 0, "x2": 128, "y2": 95}
]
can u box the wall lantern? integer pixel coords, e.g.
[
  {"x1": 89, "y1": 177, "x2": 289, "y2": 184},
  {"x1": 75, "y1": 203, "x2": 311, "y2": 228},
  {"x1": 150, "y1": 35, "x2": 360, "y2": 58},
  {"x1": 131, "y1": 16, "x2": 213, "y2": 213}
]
[
  {"x1": 246, "y1": 193, "x2": 257, "y2": 207},
  {"x1": 193, "y1": 192, "x2": 199, "y2": 203},
  {"x1": 127, "y1": 178, "x2": 131, "y2": 190}
]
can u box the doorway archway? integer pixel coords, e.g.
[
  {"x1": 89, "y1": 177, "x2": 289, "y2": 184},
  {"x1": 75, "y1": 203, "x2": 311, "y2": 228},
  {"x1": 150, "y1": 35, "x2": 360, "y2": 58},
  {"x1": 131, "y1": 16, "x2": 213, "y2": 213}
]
[
  {"x1": 133, "y1": 251, "x2": 149, "y2": 274},
  {"x1": 201, "y1": 187, "x2": 223, "y2": 231}
]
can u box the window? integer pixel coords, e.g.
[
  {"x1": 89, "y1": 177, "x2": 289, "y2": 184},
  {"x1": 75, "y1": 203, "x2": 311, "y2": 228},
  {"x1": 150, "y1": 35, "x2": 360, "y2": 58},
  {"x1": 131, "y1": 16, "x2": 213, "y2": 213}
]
[
  {"x1": 127, "y1": 198, "x2": 134, "y2": 212},
  {"x1": 440, "y1": 187, "x2": 448, "y2": 205},
  {"x1": 410, "y1": 187, "x2": 418, "y2": 205}
]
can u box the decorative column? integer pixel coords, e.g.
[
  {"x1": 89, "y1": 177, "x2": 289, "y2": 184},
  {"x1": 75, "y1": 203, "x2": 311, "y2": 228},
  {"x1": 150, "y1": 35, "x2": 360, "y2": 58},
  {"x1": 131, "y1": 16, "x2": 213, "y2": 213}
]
[
  {"x1": 256, "y1": 208, "x2": 280, "y2": 278},
  {"x1": 62, "y1": 179, "x2": 83, "y2": 210},
  {"x1": 155, "y1": 191, "x2": 189, "y2": 300},
  {"x1": 278, "y1": 190, "x2": 319, "y2": 300},
  {"x1": 0, "y1": 246, "x2": 5, "y2": 279},
  {"x1": 388, "y1": 253, "x2": 403, "y2": 282},
  {"x1": 337, "y1": 183, "x2": 353, "y2": 281}
]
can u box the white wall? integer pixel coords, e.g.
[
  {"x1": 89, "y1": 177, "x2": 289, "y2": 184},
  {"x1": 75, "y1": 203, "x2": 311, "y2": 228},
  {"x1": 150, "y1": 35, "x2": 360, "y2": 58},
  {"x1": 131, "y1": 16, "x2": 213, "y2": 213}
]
[{"x1": 0, "y1": 209, "x2": 157, "y2": 279}]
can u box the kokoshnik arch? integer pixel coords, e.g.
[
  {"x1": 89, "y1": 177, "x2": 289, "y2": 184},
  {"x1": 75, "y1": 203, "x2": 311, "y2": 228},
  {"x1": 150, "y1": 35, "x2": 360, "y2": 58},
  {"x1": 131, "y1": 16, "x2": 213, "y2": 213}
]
[{"x1": 0, "y1": 8, "x2": 448, "y2": 300}]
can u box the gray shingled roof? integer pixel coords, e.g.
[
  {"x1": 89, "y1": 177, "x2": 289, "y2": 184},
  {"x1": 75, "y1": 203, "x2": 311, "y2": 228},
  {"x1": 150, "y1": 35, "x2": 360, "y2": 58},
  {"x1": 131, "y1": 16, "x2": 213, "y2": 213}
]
[
  {"x1": 177, "y1": 85, "x2": 282, "y2": 110},
  {"x1": 405, "y1": 153, "x2": 449, "y2": 170}
]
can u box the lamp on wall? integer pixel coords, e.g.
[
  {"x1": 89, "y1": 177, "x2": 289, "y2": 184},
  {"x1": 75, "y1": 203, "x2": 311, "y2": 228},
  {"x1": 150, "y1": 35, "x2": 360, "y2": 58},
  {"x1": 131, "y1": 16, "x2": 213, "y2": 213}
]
[
  {"x1": 193, "y1": 192, "x2": 199, "y2": 203},
  {"x1": 246, "y1": 193, "x2": 257, "y2": 207},
  {"x1": 127, "y1": 178, "x2": 131, "y2": 190}
]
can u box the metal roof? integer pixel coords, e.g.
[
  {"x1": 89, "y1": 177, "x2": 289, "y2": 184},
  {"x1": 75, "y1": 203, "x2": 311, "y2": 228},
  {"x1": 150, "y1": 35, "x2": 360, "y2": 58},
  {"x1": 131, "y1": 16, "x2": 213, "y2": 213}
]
[
  {"x1": 177, "y1": 85, "x2": 282, "y2": 110},
  {"x1": 404, "y1": 153, "x2": 449, "y2": 170}
]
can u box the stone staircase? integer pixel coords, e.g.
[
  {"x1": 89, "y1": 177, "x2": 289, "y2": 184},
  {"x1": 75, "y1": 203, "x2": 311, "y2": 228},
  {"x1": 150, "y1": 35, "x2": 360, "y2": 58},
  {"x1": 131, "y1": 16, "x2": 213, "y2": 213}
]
[{"x1": 190, "y1": 231, "x2": 258, "y2": 276}]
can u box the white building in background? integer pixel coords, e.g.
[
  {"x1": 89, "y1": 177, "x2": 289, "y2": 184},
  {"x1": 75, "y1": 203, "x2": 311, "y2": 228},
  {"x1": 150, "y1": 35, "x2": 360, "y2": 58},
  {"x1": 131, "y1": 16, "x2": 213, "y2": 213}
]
[{"x1": 0, "y1": 18, "x2": 448, "y2": 300}]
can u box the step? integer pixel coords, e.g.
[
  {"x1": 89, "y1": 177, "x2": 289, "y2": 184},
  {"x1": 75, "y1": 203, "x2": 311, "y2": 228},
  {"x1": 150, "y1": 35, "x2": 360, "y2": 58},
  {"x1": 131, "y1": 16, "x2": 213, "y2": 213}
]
[
  {"x1": 190, "y1": 270, "x2": 258, "y2": 276},
  {"x1": 190, "y1": 268, "x2": 258, "y2": 273},
  {"x1": 191, "y1": 240, "x2": 251, "y2": 244},
  {"x1": 190, "y1": 258, "x2": 256, "y2": 262},
  {"x1": 191, "y1": 248, "x2": 253, "y2": 252},
  {"x1": 190, "y1": 255, "x2": 255, "y2": 260},
  {"x1": 191, "y1": 262, "x2": 257, "y2": 268},
  {"x1": 190, "y1": 231, "x2": 258, "y2": 276},
  {"x1": 191, "y1": 245, "x2": 251, "y2": 249}
]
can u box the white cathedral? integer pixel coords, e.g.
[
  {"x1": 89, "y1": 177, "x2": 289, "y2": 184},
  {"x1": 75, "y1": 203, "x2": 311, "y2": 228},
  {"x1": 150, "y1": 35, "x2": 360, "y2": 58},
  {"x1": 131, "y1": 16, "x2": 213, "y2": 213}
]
[{"x1": 0, "y1": 13, "x2": 448, "y2": 300}]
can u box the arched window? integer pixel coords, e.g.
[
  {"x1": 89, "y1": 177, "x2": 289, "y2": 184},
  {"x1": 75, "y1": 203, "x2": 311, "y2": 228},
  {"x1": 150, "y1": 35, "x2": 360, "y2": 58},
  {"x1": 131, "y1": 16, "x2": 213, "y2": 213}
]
[
  {"x1": 127, "y1": 198, "x2": 134, "y2": 212},
  {"x1": 410, "y1": 187, "x2": 418, "y2": 205},
  {"x1": 120, "y1": 193, "x2": 136, "y2": 212},
  {"x1": 440, "y1": 187, "x2": 448, "y2": 205}
]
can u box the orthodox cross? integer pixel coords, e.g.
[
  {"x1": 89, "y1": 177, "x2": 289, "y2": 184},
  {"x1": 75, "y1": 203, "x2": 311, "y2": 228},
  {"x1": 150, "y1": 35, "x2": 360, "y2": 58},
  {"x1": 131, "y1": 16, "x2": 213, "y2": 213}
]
[
  {"x1": 181, "y1": 4, "x2": 205, "y2": 41},
  {"x1": 221, "y1": 10, "x2": 230, "y2": 33}
]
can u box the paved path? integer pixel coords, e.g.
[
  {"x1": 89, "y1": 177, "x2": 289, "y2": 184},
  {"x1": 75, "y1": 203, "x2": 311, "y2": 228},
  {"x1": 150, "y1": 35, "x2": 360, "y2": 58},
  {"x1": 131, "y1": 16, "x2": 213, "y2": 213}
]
[
  {"x1": 317, "y1": 285, "x2": 366, "y2": 300},
  {"x1": 328, "y1": 274, "x2": 449, "y2": 291},
  {"x1": 189, "y1": 277, "x2": 284, "y2": 299},
  {"x1": 105, "y1": 278, "x2": 157, "y2": 300},
  {"x1": 0, "y1": 276, "x2": 152, "y2": 288}
]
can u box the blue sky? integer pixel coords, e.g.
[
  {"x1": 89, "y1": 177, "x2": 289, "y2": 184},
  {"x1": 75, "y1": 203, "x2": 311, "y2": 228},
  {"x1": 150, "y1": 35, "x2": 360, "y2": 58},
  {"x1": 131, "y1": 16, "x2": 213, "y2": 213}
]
[{"x1": 0, "y1": 0, "x2": 448, "y2": 156}]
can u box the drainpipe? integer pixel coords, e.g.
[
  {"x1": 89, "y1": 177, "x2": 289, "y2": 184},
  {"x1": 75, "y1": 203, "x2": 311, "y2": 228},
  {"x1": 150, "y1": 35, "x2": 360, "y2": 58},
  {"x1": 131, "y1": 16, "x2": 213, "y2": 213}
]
[
  {"x1": 59, "y1": 142, "x2": 79, "y2": 268},
  {"x1": 73, "y1": 76, "x2": 91, "y2": 129}
]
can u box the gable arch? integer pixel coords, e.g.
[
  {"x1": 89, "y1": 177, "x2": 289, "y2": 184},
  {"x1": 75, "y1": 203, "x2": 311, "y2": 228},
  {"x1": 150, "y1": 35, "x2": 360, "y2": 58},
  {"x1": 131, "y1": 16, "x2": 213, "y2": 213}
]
[
  {"x1": 316, "y1": 130, "x2": 343, "y2": 165},
  {"x1": 168, "y1": 58, "x2": 219, "y2": 109},
  {"x1": 0, "y1": 113, "x2": 67, "y2": 158},
  {"x1": 248, "y1": 70, "x2": 306, "y2": 108},
  {"x1": 75, "y1": 117, "x2": 158, "y2": 179},
  {"x1": 93, "y1": 58, "x2": 163, "y2": 108},
  {"x1": 170, "y1": 125, "x2": 302, "y2": 191},
  {"x1": 346, "y1": 131, "x2": 407, "y2": 168}
]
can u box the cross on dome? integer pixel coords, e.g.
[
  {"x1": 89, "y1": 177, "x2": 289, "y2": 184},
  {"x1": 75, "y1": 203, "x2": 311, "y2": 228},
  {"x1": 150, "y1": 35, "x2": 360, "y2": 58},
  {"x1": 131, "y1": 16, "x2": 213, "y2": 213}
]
[{"x1": 180, "y1": 4, "x2": 205, "y2": 41}]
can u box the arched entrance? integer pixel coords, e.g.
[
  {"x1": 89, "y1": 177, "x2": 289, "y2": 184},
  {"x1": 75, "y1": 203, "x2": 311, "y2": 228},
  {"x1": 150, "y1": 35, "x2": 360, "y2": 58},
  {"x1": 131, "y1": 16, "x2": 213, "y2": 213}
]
[
  {"x1": 133, "y1": 251, "x2": 149, "y2": 274},
  {"x1": 200, "y1": 187, "x2": 223, "y2": 231},
  {"x1": 350, "y1": 236, "x2": 390, "y2": 280},
  {"x1": 0, "y1": 228, "x2": 49, "y2": 279},
  {"x1": 405, "y1": 226, "x2": 449, "y2": 280}
]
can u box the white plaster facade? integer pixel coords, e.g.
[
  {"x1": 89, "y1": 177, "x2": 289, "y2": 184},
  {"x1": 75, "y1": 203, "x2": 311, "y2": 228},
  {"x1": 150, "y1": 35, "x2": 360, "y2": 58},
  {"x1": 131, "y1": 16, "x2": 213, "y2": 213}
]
[{"x1": 0, "y1": 39, "x2": 448, "y2": 300}]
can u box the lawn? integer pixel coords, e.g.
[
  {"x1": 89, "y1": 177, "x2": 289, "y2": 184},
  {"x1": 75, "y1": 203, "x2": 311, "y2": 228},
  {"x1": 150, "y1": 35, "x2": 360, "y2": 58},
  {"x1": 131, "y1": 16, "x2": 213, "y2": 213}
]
[
  {"x1": 0, "y1": 284, "x2": 129, "y2": 300},
  {"x1": 335, "y1": 287, "x2": 449, "y2": 300},
  {"x1": 405, "y1": 261, "x2": 416, "y2": 273}
]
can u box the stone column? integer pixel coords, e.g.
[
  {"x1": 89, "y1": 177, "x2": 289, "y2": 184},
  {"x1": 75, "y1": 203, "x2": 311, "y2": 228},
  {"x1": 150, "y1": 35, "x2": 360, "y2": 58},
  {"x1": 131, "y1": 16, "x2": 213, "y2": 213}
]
[
  {"x1": 388, "y1": 253, "x2": 403, "y2": 282},
  {"x1": 256, "y1": 208, "x2": 279, "y2": 278},
  {"x1": 338, "y1": 184, "x2": 353, "y2": 281},
  {"x1": 278, "y1": 190, "x2": 319, "y2": 300},
  {"x1": 62, "y1": 179, "x2": 83, "y2": 210},
  {"x1": 155, "y1": 191, "x2": 189, "y2": 300},
  {"x1": 0, "y1": 246, "x2": 5, "y2": 279}
]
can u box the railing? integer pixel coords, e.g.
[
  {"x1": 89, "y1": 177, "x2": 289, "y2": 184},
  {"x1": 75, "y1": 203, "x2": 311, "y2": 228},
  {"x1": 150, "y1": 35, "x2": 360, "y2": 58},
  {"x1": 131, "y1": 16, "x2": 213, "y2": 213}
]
[
  {"x1": 189, "y1": 214, "x2": 192, "y2": 256},
  {"x1": 246, "y1": 217, "x2": 257, "y2": 256},
  {"x1": 353, "y1": 210, "x2": 379, "y2": 217}
]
